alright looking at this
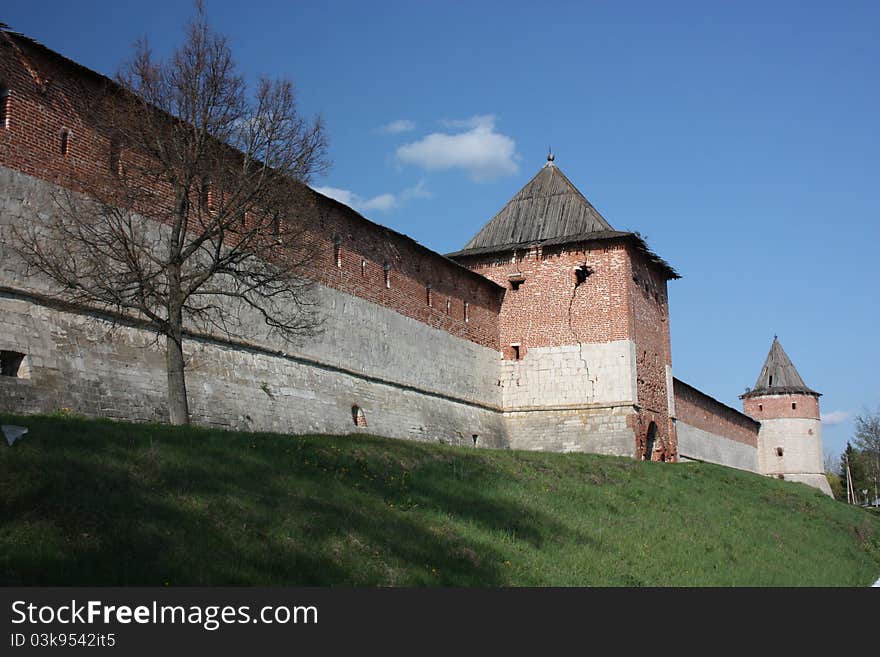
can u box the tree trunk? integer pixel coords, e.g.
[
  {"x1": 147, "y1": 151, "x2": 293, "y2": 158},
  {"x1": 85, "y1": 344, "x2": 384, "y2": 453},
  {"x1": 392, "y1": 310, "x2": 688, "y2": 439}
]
[
  {"x1": 165, "y1": 331, "x2": 190, "y2": 425},
  {"x1": 165, "y1": 263, "x2": 190, "y2": 425}
]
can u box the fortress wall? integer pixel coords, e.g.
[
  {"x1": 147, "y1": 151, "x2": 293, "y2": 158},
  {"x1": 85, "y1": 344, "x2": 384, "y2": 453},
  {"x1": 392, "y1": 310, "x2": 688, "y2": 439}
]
[
  {"x1": 0, "y1": 34, "x2": 502, "y2": 352},
  {"x1": 0, "y1": 286, "x2": 507, "y2": 445},
  {"x1": 504, "y1": 405, "x2": 635, "y2": 456},
  {"x1": 0, "y1": 166, "x2": 507, "y2": 444},
  {"x1": 628, "y1": 247, "x2": 676, "y2": 461},
  {"x1": 675, "y1": 423, "x2": 758, "y2": 472},
  {"x1": 673, "y1": 378, "x2": 760, "y2": 471},
  {"x1": 499, "y1": 341, "x2": 636, "y2": 409}
]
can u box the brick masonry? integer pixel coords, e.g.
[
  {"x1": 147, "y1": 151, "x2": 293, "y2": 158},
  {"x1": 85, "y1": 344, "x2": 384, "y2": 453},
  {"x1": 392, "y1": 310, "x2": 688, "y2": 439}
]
[{"x1": 0, "y1": 30, "x2": 833, "y2": 495}]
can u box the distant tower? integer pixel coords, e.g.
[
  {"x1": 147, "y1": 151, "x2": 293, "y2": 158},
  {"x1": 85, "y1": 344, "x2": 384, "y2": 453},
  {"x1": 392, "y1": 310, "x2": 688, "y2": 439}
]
[{"x1": 740, "y1": 337, "x2": 831, "y2": 496}]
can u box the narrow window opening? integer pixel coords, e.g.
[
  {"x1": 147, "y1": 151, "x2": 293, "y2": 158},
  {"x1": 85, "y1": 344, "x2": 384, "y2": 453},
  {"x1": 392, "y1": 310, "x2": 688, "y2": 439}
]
[
  {"x1": 383, "y1": 263, "x2": 391, "y2": 288},
  {"x1": 333, "y1": 235, "x2": 342, "y2": 268},
  {"x1": 0, "y1": 350, "x2": 25, "y2": 377},
  {"x1": 351, "y1": 405, "x2": 367, "y2": 427},
  {"x1": 59, "y1": 128, "x2": 70, "y2": 157},
  {"x1": 791, "y1": 402, "x2": 797, "y2": 410},
  {"x1": 463, "y1": 302, "x2": 469, "y2": 323},
  {"x1": 508, "y1": 272, "x2": 525, "y2": 290},
  {"x1": 361, "y1": 259, "x2": 367, "y2": 277},
  {"x1": 0, "y1": 84, "x2": 9, "y2": 129},
  {"x1": 768, "y1": 375, "x2": 773, "y2": 387},
  {"x1": 775, "y1": 447, "x2": 784, "y2": 457},
  {"x1": 510, "y1": 280, "x2": 522, "y2": 291},
  {"x1": 758, "y1": 404, "x2": 763, "y2": 411},
  {"x1": 109, "y1": 136, "x2": 122, "y2": 175},
  {"x1": 445, "y1": 299, "x2": 451, "y2": 315},
  {"x1": 472, "y1": 434, "x2": 479, "y2": 447},
  {"x1": 426, "y1": 283, "x2": 432, "y2": 307},
  {"x1": 511, "y1": 344, "x2": 521, "y2": 360}
]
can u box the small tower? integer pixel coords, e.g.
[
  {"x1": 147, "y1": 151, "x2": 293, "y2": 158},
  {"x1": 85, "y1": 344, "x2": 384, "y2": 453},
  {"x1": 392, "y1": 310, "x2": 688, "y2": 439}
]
[{"x1": 740, "y1": 337, "x2": 831, "y2": 496}]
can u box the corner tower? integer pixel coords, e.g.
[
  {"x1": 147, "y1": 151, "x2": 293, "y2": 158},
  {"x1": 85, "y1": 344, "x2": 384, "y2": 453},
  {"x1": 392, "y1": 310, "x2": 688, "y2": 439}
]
[
  {"x1": 449, "y1": 155, "x2": 680, "y2": 460},
  {"x1": 740, "y1": 337, "x2": 831, "y2": 496}
]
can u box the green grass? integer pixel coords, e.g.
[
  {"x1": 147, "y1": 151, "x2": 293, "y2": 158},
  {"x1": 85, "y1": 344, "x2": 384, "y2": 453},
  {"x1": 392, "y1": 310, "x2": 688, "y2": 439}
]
[{"x1": 1, "y1": 413, "x2": 878, "y2": 586}]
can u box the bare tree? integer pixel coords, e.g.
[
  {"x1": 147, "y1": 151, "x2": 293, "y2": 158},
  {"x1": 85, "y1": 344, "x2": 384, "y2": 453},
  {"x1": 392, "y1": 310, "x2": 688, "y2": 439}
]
[
  {"x1": 853, "y1": 408, "x2": 880, "y2": 501},
  {"x1": 13, "y1": 3, "x2": 329, "y2": 424}
]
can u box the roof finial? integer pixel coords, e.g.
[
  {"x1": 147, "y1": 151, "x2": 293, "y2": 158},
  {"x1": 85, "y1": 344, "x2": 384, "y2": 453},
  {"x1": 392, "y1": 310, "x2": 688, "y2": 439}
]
[{"x1": 547, "y1": 147, "x2": 555, "y2": 164}]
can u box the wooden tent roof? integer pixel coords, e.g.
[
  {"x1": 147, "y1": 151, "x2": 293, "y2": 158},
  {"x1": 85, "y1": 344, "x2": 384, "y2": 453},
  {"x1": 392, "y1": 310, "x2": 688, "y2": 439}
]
[
  {"x1": 448, "y1": 156, "x2": 680, "y2": 280},
  {"x1": 741, "y1": 337, "x2": 820, "y2": 398},
  {"x1": 460, "y1": 157, "x2": 613, "y2": 251}
]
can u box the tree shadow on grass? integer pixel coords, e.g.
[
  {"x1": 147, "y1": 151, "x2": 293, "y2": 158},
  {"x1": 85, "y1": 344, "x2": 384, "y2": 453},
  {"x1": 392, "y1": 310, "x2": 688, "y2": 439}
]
[{"x1": 0, "y1": 416, "x2": 585, "y2": 586}]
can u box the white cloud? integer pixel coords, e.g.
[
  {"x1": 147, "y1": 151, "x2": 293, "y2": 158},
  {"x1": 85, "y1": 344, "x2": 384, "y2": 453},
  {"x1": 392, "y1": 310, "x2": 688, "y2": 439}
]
[
  {"x1": 313, "y1": 181, "x2": 431, "y2": 215},
  {"x1": 438, "y1": 115, "x2": 496, "y2": 130},
  {"x1": 396, "y1": 115, "x2": 519, "y2": 182},
  {"x1": 401, "y1": 179, "x2": 432, "y2": 201},
  {"x1": 375, "y1": 119, "x2": 416, "y2": 134},
  {"x1": 821, "y1": 410, "x2": 851, "y2": 426}
]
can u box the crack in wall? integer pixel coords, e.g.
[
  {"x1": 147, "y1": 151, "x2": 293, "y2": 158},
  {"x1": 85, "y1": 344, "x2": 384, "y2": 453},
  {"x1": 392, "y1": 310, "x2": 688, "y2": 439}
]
[{"x1": 567, "y1": 261, "x2": 594, "y2": 402}]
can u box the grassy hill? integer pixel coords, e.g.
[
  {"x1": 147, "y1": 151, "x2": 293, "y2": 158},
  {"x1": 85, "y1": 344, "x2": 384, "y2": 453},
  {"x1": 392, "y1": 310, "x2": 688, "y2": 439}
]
[{"x1": 1, "y1": 413, "x2": 878, "y2": 586}]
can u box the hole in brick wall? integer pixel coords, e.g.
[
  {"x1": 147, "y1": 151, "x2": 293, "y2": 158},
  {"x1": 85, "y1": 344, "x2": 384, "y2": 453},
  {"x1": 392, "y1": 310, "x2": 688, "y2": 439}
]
[
  {"x1": 351, "y1": 405, "x2": 367, "y2": 427},
  {"x1": 777, "y1": 474, "x2": 785, "y2": 480},
  {"x1": 361, "y1": 259, "x2": 367, "y2": 277},
  {"x1": 472, "y1": 434, "x2": 479, "y2": 446},
  {"x1": 791, "y1": 402, "x2": 797, "y2": 410},
  {"x1": 758, "y1": 404, "x2": 763, "y2": 411},
  {"x1": 0, "y1": 350, "x2": 26, "y2": 378},
  {"x1": 464, "y1": 302, "x2": 469, "y2": 323},
  {"x1": 0, "y1": 84, "x2": 9, "y2": 129},
  {"x1": 510, "y1": 279, "x2": 522, "y2": 290},
  {"x1": 776, "y1": 447, "x2": 784, "y2": 457},
  {"x1": 574, "y1": 265, "x2": 592, "y2": 286},
  {"x1": 383, "y1": 262, "x2": 391, "y2": 288},
  {"x1": 59, "y1": 128, "x2": 70, "y2": 157},
  {"x1": 511, "y1": 344, "x2": 521, "y2": 360}
]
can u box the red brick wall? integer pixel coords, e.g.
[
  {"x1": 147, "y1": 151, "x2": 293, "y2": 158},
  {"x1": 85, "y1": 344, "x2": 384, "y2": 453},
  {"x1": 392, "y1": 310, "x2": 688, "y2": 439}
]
[
  {"x1": 455, "y1": 241, "x2": 633, "y2": 355},
  {"x1": 0, "y1": 33, "x2": 501, "y2": 349},
  {"x1": 628, "y1": 247, "x2": 676, "y2": 461},
  {"x1": 743, "y1": 394, "x2": 820, "y2": 421},
  {"x1": 674, "y1": 379, "x2": 760, "y2": 446},
  {"x1": 456, "y1": 240, "x2": 678, "y2": 460}
]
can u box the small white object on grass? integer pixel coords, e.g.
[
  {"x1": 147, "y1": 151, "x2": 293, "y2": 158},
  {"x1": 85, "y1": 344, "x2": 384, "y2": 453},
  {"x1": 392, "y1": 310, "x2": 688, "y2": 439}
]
[{"x1": 2, "y1": 425, "x2": 28, "y2": 446}]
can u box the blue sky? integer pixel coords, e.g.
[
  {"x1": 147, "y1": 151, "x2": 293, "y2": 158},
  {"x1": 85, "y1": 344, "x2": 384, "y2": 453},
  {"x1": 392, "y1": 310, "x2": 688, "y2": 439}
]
[{"x1": 4, "y1": 1, "x2": 878, "y2": 461}]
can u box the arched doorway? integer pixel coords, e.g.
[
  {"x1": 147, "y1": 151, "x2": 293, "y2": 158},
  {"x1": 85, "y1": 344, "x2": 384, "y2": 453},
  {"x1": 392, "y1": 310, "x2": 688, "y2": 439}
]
[{"x1": 644, "y1": 422, "x2": 657, "y2": 461}]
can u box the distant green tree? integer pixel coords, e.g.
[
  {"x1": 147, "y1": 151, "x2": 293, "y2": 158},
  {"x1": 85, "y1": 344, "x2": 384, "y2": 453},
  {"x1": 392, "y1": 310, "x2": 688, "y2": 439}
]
[
  {"x1": 853, "y1": 410, "x2": 880, "y2": 502},
  {"x1": 839, "y1": 442, "x2": 871, "y2": 503},
  {"x1": 825, "y1": 472, "x2": 844, "y2": 501}
]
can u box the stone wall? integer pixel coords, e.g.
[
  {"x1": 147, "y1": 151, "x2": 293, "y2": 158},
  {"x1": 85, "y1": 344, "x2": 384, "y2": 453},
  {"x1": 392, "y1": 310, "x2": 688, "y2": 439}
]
[
  {"x1": 676, "y1": 422, "x2": 758, "y2": 472},
  {"x1": 672, "y1": 378, "x2": 760, "y2": 471},
  {"x1": 0, "y1": 166, "x2": 507, "y2": 445}
]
